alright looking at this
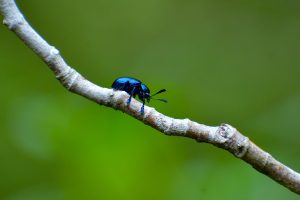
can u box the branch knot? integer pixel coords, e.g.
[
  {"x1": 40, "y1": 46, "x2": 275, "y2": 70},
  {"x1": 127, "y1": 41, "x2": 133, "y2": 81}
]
[{"x1": 214, "y1": 123, "x2": 235, "y2": 143}]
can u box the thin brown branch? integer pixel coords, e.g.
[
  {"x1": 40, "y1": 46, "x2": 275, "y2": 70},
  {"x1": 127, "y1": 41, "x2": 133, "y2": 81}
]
[{"x1": 0, "y1": 0, "x2": 299, "y2": 195}]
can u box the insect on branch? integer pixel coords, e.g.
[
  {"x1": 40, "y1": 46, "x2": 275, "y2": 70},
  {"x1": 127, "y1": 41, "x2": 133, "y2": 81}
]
[{"x1": 0, "y1": 0, "x2": 300, "y2": 195}]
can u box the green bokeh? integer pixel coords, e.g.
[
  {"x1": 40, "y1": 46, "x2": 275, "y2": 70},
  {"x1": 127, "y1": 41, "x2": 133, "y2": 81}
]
[{"x1": 1, "y1": 0, "x2": 300, "y2": 199}]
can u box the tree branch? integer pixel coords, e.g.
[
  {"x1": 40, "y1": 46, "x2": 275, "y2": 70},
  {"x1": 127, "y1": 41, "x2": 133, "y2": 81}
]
[{"x1": 1, "y1": 0, "x2": 299, "y2": 195}]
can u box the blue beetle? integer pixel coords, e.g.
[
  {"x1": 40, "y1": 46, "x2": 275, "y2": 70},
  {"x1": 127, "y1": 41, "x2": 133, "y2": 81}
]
[{"x1": 112, "y1": 77, "x2": 167, "y2": 114}]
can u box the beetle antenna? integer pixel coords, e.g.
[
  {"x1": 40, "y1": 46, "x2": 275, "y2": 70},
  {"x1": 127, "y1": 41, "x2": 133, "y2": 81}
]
[
  {"x1": 150, "y1": 89, "x2": 167, "y2": 102},
  {"x1": 151, "y1": 89, "x2": 166, "y2": 97},
  {"x1": 150, "y1": 97, "x2": 168, "y2": 103}
]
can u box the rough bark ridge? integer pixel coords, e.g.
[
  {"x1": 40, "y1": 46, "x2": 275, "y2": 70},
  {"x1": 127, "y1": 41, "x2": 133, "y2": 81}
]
[{"x1": 0, "y1": 0, "x2": 299, "y2": 195}]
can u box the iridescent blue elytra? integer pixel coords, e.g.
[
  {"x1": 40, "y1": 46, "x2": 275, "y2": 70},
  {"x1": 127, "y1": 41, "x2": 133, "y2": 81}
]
[{"x1": 112, "y1": 77, "x2": 167, "y2": 114}]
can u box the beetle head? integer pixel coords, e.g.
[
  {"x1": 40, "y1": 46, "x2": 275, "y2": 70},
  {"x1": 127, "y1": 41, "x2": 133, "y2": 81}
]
[
  {"x1": 139, "y1": 84, "x2": 167, "y2": 103},
  {"x1": 139, "y1": 84, "x2": 151, "y2": 102}
]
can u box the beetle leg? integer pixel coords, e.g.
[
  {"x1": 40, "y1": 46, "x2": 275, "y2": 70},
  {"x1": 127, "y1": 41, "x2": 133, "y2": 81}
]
[
  {"x1": 140, "y1": 99, "x2": 145, "y2": 114},
  {"x1": 127, "y1": 87, "x2": 136, "y2": 105}
]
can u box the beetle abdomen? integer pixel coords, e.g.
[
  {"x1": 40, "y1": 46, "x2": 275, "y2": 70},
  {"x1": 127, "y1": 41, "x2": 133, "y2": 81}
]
[{"x1": 112, "y1": 77, "x2": 141, "y2": 95}]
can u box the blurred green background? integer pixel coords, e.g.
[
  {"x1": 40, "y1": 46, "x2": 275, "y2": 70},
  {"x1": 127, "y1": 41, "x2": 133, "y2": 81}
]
[{"x1": 1, "y1": 0, "x2": 300, "y2": 199}]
